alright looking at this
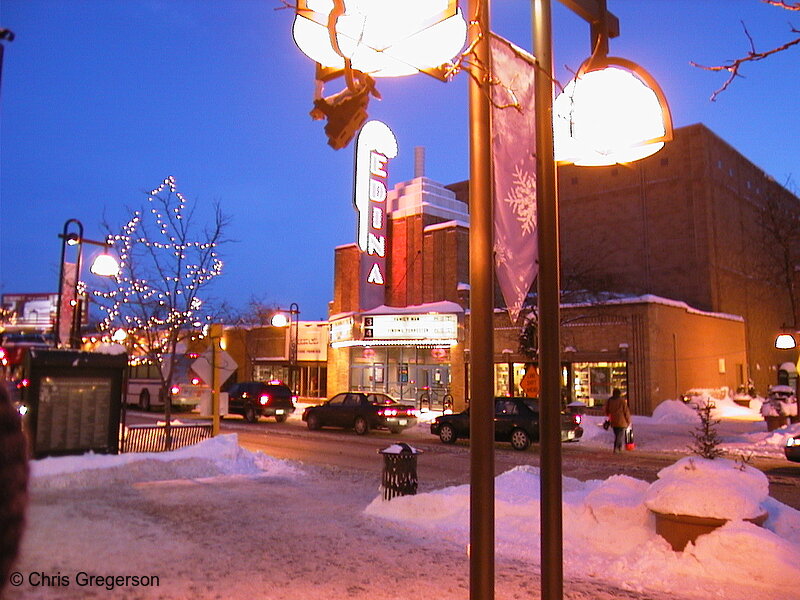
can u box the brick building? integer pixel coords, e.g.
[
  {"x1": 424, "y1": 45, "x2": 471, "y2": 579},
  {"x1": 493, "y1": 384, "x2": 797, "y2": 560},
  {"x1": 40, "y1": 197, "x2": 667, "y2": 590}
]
[{"x1": 326, "y1": 124, "x2": 798, "y2": 414}]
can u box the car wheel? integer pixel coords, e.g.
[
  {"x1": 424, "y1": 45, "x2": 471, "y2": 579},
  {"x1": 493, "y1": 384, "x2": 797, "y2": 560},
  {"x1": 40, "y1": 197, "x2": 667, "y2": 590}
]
[
  {"x1": 274, "y1": 414, "x2": 288, "y2": 423},
  {"x1": 438, "y1": 423, "x2": 457, "y2": 444},
  {"x1": 139, "y1": 389, "x2": 151, "y2": 412},
  {"x1": 306, "y1": 413, "x2": 321, "y2": 431},
  {"x1": 354, "y1": 416, "x2": 370, "y2": 435},
  {"x1": 510, "y1": 428, "x2": 531, "y2": 451},
  {"x1": 244, "y1": 404, "x2": 258, "y2": 424}
]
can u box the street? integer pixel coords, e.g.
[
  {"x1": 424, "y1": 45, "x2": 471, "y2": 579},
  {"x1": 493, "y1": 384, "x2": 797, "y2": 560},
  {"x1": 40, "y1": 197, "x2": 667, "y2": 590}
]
[{"x1": 126, "y1": 408, "x2": 800, "y2": 510}]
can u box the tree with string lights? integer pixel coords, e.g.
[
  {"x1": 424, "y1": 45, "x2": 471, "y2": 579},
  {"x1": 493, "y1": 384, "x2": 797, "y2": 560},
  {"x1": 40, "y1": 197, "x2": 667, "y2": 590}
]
[{"x1": 93, "y1": 176, "x2": 228, "y2": 440}]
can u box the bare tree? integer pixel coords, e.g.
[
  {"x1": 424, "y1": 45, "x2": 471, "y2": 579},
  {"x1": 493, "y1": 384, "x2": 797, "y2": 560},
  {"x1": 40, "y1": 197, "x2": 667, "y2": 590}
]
[
  {"x1": 753, "y1": 184, "x2": 800, "y2": 326},
  {"x1": 93, "y1": 176, "x2": 228, "y2": 446},
  {"x1": 692, "y1": 1, "x2": 800, "y2": 100}
]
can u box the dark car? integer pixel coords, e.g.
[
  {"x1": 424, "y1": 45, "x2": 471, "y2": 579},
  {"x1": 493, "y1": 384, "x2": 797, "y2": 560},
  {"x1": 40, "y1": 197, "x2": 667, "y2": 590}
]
[
  {"x1": 302, "y1": 392, "x2": 418, "y2": 435},
  {"x1": 786, "y1": 435, "x2": 800, "y2": 463},
  {"x1": 430, "y1": 396, "x2": 583, "y2": 451},
  {"x1": 225, "y1": 381, "x2": 296, "y2": 423}
]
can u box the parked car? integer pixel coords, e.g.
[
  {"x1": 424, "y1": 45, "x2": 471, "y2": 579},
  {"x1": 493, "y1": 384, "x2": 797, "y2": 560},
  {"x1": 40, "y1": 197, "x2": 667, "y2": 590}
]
[
  {"x1": 430, "y1": 396, "x2": 583, "y2": 451},
  {"x1": 225, "y1": 381, "x2": 296, "y2": 423},
  {"x1": 302, "y1": 392, "x2": 418, "y2": 435},
  {"x1": 786, "y1": 435, "x2": 800, "y2": 463}
]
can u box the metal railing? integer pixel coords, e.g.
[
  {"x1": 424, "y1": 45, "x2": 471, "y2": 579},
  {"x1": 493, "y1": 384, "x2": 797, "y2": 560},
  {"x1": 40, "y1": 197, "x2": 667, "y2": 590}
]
[{"x1": 121, "y1": 422, "x2": 213, "y2": 453}]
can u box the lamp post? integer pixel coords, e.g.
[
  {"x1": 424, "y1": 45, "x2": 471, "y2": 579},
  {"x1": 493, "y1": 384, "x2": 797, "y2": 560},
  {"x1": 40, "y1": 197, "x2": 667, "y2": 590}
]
[
  {"x1": 55, "y1": 219, "x2": 120, "y2": 349},
  {"x1": 271, "y1": 303, "x2": 300, "y2": 394},
  {"x1": 291, "y1": 4, "x2": 669, "y2": 598}
]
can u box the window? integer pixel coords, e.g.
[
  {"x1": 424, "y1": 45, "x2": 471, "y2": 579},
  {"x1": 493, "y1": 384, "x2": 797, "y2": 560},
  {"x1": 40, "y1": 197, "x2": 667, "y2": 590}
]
[
  {"x1": 344, "y1": 393, "x2": 362, "y2": 406},
  {"x1": 328, "y1": 394, "x2": 346, "y2": 406},
  {"x1": 495, "y1": 399, "x2": 518, "y2": 415}
]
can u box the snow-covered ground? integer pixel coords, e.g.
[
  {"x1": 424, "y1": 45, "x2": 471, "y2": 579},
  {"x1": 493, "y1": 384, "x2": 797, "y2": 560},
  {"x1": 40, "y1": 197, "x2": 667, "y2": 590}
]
[{"x1": 6, "y1": 395, "x2": 800, "y2": 600}]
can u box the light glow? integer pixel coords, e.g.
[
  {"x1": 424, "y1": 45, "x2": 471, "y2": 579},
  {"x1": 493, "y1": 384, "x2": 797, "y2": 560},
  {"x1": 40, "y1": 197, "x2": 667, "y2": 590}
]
[
  {"x1": 271, "y1": 313, "x2": 290, "y2": 328},
  {"x1": 776, "y1": 333, "x2": 797, "y2": 350},
  {"x1": 293, "y1": 1, "x2": 466, "y2": 77},
  {"x1": 554, "y1": 61, "x2": 671, "y2": 166},
  {"x1": 90, "y1": 252, "x2": 120, "y2": 277}
]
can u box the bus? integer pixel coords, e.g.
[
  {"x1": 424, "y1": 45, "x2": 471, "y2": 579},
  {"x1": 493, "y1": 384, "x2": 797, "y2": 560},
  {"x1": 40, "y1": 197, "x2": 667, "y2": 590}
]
[{"x1": 126, "y1": 354, "x2": 210, "y2": 412}]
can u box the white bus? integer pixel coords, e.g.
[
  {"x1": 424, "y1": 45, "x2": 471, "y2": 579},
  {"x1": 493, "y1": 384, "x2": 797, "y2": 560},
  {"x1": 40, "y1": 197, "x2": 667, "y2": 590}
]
[{"x1": 126, "y1": 355, "x2": 209, "y2": 412}]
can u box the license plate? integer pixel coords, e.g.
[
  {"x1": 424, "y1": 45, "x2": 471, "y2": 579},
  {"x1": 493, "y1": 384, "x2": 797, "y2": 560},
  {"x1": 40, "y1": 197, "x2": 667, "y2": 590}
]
[
  {"x1": 276, "y1": 409, "x2": 285, "y2": 415},
  {"x1": 399, "y1": 419, "x2": 407, "y2": 426}
]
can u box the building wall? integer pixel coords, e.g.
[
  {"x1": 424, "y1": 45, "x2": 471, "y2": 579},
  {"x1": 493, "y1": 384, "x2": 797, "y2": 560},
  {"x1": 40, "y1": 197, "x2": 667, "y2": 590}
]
[
  {"x1": 558, "y1": 123, "x2": 798, "y2": 395},
  {"x1": 331, "y1": 244, "x2": 361, "y2": 316},
  {"x1": 559, "y1": 298, "x2": 747, "y2": 414}
]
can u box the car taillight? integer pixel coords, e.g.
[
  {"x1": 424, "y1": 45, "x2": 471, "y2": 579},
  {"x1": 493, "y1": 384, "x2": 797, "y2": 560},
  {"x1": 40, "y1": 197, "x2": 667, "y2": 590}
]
[
  {"x1": 191, "y1": 377, "x2": 200, "y2": 385},
  {"x1": 259, "y1": 394, "x2": 270, "y2": 406},
  {"x1": 171, "y1": 385, "x2": 180, "y2": 395},
  {"x1": 574, "y1": 414, "x2": 582, "y2": 425},
  {"x1": 0, "y1": 347, "x2": 6, "y2": 365},
  {"x1": 291, "y1": 395, "x2": 298, "y2": 404}
]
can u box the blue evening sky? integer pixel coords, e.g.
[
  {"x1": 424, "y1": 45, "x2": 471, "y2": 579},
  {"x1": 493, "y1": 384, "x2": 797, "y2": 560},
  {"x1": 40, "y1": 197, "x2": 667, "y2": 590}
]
[{"x1": 1, "y1": 1, "x2": 798, "y2": 321}]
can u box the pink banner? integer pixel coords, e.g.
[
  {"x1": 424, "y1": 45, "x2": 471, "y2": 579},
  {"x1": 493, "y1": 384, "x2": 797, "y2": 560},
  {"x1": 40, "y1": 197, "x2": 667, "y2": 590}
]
[
  {"x1": 59, "y1": 262, "x2": 77, "y2": 345},
  {"x1": 490, "y1": 34, "x2": 538, "y2": 323}
]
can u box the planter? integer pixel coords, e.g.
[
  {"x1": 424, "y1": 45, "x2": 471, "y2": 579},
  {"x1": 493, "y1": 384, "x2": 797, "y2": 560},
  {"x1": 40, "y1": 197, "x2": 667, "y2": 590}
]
[
  {"x1": 652, "y1": 510, "x2": 768, "y2": 551},
  {"x1": 764, "y1": 415, "x2": 790, "y2": 431}
]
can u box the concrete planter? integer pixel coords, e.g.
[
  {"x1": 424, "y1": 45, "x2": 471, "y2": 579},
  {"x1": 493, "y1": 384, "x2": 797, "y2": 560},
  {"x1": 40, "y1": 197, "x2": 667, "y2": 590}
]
[
  {"x1": 764, "y1": 415, "x2": 790, "y2": 431},
  {"x1": 652, "y1": 510, "x2": 768, "y2": 551}
]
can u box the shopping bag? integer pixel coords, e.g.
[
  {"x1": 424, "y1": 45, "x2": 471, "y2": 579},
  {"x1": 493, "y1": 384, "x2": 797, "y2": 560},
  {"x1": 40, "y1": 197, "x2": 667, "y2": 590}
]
[
  {"x1": 625, "y1": 427, "x2": 635, "y2": 451},
  {"x1": 602, "y1": 419, "x2": 610, "y2": 431}
]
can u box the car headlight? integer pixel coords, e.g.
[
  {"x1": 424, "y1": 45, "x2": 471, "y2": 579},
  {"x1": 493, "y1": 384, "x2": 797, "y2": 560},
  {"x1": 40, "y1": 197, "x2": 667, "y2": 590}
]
[{"x1": 787, "y1": 437, "x2": 800, "y2": 448}]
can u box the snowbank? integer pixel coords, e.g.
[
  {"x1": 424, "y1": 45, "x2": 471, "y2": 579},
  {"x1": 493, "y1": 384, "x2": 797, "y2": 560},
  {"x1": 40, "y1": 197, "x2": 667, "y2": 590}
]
[
  {"x1": 30, "y1": 434, "x2": 304, "y2": 489},
  {"x1": 366, "y1": 464, "x2": 800, "y2": 599}
]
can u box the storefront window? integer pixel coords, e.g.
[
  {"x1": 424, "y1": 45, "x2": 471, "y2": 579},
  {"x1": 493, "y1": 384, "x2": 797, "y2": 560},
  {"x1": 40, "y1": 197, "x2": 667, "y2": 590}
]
[
  {"x1": 494, "y1": 362, "x2": 530, "y2": 396},
  {"x1": 348, "y1": 346, "x2": 451, "y2": 406},
  {"x1": 572, "y1": 361, "x2": 627, "y2": 407}
]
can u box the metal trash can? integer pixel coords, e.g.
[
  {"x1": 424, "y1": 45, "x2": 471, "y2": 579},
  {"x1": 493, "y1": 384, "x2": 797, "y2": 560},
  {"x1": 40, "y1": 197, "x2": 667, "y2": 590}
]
[{"x1": 378, "y1": 443, "x2": 422, "y2": 501}]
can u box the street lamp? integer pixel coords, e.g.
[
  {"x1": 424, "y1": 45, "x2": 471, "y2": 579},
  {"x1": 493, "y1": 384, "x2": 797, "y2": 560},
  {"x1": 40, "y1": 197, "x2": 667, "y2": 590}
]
[
  {"x1": 776, "y1": 332, "x2": 797, "y2": 350},
  {"x1": 55, "y1": 219, "x2": 120, "y2": 349},
  {"x1": 271, "y1": 303, "x2": 300, "y2": 394},
  {"x1": 468, "y1": 2, "x2": 669, "y2": 599},
  {"x1": 291, "y1": 2, "x2": 668, "y2": 598}
]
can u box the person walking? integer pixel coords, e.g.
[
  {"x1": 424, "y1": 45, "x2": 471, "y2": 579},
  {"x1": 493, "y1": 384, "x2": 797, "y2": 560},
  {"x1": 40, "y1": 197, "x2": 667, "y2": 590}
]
[{"x1": 605, "y1": 388, "x2": 631, "y2": 453}]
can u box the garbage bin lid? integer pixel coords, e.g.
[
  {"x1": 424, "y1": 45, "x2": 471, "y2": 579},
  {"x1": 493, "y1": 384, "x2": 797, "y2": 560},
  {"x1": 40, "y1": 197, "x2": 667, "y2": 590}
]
[{"x1": 378, "y1": 442, "x2": 422, "y2": 455}]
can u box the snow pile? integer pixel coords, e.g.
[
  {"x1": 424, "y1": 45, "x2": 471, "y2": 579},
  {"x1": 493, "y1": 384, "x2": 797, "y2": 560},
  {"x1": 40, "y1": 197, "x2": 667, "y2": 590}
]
[
  {"x1": 644, "y1": 456, "x2": 768, "y2": 520},
  {"x1": 366, "y1": 465, "x2": 800, "y2": 598},
  {"x1": 30, "y1": 434, "x2": 304, "y2": 489},
  {"x1": 651, "y1": 399, "x2": 700, "y2": 424}
]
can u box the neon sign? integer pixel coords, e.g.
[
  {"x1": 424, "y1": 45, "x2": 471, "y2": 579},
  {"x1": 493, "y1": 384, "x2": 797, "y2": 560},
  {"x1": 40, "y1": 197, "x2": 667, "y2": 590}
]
[{"x1": 354, "y1": 121, "x2": 397, "y2": 310}]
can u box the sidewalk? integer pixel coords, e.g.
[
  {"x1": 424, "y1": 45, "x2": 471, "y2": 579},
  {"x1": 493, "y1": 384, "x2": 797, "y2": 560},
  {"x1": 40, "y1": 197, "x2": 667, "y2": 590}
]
[{"x1": 7, "y1": 439, "x2": 701, "y2": 600}]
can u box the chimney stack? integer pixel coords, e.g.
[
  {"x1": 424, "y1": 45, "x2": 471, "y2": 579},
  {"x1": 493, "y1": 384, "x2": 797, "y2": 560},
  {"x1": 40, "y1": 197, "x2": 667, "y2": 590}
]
[{"x1": 414, "y1": 146, "x2": 425, "y2": 179}]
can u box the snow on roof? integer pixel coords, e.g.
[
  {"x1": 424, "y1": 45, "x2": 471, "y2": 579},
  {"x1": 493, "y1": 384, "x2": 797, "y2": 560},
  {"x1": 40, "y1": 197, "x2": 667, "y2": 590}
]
[
  {"x1": 360, "y1": 301, "x2": 464, "y2": 315},
  {"x1": 423, "y1": 219, "x2": 469, "y2": 233},
  {"x1": 563, "y1": 293, "x2": 745, "y2": 322}
]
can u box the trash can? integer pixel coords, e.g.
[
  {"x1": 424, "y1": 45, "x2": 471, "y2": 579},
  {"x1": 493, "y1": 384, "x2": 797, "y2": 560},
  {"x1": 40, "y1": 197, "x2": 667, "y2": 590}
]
[{"x1": 378, "y1": 443, "x2": 422, "y2": 501}]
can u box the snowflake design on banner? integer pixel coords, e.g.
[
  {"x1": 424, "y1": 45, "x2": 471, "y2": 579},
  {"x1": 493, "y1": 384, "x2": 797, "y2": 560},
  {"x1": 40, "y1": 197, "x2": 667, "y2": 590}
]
[{"x1": 504, "y1": 163, "x2": 537, "y2": 235}]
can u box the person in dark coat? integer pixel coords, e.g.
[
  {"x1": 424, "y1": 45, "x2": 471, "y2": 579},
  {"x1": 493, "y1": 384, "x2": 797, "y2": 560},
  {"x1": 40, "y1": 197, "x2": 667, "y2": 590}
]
[
  {"x1": 605, "y1": 388, "x2": 631, "y2": 453},
  {"x1": 0, "y1": 382, "x2": 28, "y2": 595}
]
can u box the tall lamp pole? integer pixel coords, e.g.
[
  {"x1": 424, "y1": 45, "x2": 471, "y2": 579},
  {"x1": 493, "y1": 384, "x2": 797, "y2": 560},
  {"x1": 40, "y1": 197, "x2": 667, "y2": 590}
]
[
  {"x1": 468, "y1": 1, "x2": 621, "y2": 599},
  {"x1": 290, "y1": 302, "x2": 299, "y2": 395},
  {"x1": 55, "y1": 219, "x2": 119, "y2": 349}
]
